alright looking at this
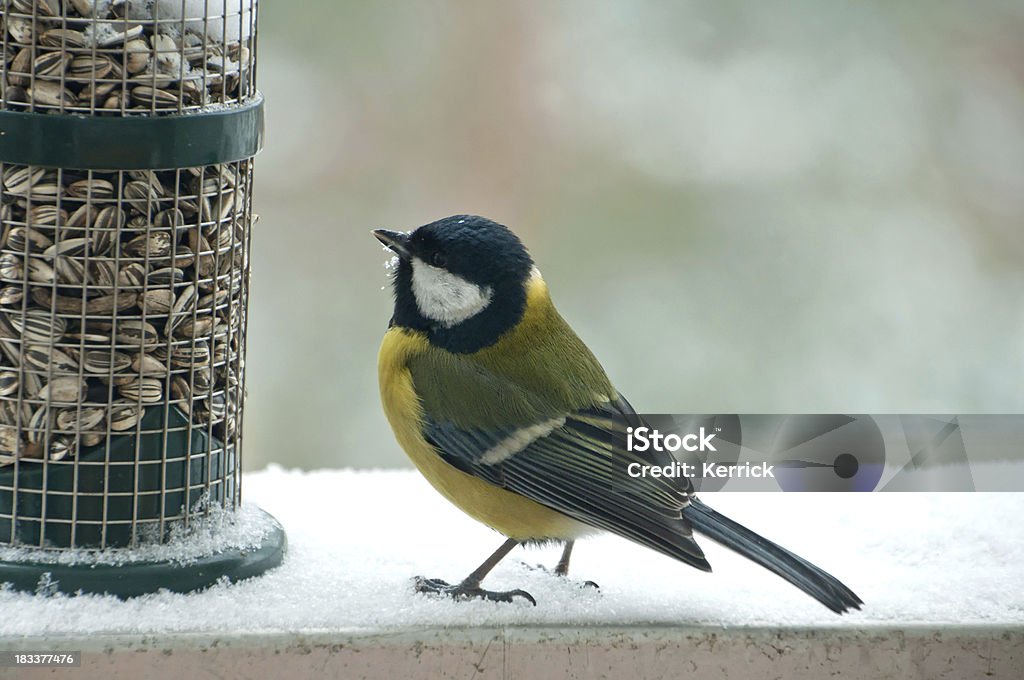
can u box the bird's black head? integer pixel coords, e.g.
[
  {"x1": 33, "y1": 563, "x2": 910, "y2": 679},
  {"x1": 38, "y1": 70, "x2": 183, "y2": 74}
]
[{"x1": 374, "y1": 215, "x2": 535, "y2": 353}]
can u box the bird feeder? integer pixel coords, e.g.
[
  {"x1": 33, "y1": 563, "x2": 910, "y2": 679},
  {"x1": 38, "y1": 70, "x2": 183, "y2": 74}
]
[{"x1": 0, "y1": 0, "x2": 285, "y2": 596}]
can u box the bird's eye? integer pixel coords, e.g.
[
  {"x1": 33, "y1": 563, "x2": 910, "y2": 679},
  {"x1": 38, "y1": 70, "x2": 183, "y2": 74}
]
[{"x1": 431, "y1": 252, "x2": 448, "y2": 268}]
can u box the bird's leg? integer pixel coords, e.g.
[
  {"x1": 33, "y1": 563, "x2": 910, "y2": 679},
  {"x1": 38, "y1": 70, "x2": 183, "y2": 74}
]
[
  {"x1": 414, "y1": 538, "x2": 537, "y2": 605},
  {"x1": 519, "y1": 540, "x2": 599, "y2": 589},
  {"x1": 553, "y1": 540, "x2": 599, "y2": 588},
  {"x1": 554, "y1": 540, "x2": 574, "y2": 576}
]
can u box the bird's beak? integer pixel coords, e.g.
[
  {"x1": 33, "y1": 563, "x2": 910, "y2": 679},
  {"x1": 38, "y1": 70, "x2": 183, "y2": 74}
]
[{"x1": 373, "y1": 229, "x2": 412, "y2": 260}]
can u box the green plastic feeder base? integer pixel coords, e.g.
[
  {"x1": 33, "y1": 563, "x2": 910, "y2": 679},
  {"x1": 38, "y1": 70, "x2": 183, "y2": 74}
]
[{"x1": 0, "y1": 506, "x2": 286, "y2": 597}]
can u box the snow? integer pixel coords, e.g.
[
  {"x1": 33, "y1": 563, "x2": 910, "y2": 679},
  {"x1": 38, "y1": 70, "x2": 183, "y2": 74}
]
[
  {"x1": 0, "y1": 501, "x2": 276, "y2": 568},
  {"x1": 0, "y1": 465, "x2": 1022, "y2": 637},
  {"x1": 125, "y1": 0, "x2": 256, "y2": 43}
]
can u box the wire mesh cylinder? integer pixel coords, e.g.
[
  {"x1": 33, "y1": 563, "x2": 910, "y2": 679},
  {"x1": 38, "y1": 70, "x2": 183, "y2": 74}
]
[{"x1": 0, "y1": 0, "x2": 258, "y2": 551}]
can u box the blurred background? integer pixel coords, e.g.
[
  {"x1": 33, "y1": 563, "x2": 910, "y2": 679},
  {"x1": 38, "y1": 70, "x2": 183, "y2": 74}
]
[{"x1": 245, "y1": 0, "x2": 1024, "y2": 471}]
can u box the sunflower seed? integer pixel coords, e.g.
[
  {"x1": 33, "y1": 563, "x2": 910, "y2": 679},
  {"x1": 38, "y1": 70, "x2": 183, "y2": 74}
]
[
  {"x1": 29, "y1": 180, "x2": 62, "y2": 199},
  {"x1": 43, "y1": 238, "x2": 91, "y2": 259},
  {"x1": 194, "y1": 366, "x2": 213, "y2": 393},
  {"x1": 56, "y1": 406, "x2": 106, "y2": 432},
  {"x1": 28, "y1": 204, "x2": 66, "y2": 227},
  {"x1": 171, "y1": 340, "x2": 210, "y2": 368},
  {"x1": 148, "y1": 267, "x2": 184, "y2": 286},
  {"x1": 94, "y1": 205, "x2": 125, "y2": 231},
  {"x1": 0, "y1": 425, "x2": 19, "y2": 457},
  {"x1": 0, "y1": 254, "x2": 23, "y2": 280},
  {"x1": 2, "y1": 166, "x2": 45, "y2": 194},
  {"x1": 125, "y1": 231, "x2": 172, "y2": 258},
  {"x1": 80, "y1": 432, "x2": 104, "y2": 447},
  {"x1": 0, "y1": 287, "x2": 23, "y2": 305},
  {"x1": 27, "y1": 81, "x2": 74, "y2": 107},
  {"x1": 208, "y1": 393, "x2": 227, "y2": 420},
  {"x1": 85, "y1": 292, "x2": 137, "y2": 315},
  {"x1": 188, "y1": 229, "x2": 216, "y2": 277},
  {"x1": 164, "y1": 284, "x2": 196, "y2": 334},
  {"x1": 88, "y1": 260, "x2": 117, "y2": 288},
  {"x1": 170, "y1": 375, "x2": 191, "y2": 406},
  {"x1": 64, "y1": 331, "x2": 109, "y2": 344},
  {"x1": 82, "y1": 349, "x2": 131, "y2": 374},
  {"x1": 38, "y1": 377, "x2": 86, "y2": 404},
  {"x1": 102, "y1": 92, "x2": 123, "y2": 110},
  {"x1": 67, "y1": 0, "x2": 95, "y2": 18},
  {"x1": 114, "y1": 319, "x2": 158, "y2": 346},
  {"x1": 24, "y1": 345, "x2": 78, "y2": 373},
  {"x1": 40, "y1": 28, "x2": 88, "y2": 49},
  {"x1": 109, "y1": 400, "x2": 142, "y2": 431},
  {"x1": 30, "y1": 288, "x2": 83, "y2": 315},
  {"x1": 90, "y1": 228, "x2": 114, "y2": 256},
  {"x1": 67, "y1": 178, "x2": 115, "y2": 199},
  {"x1": 64, "y1": 205, "x2": 96, "y2": 236},
  {"x1": 132, "y1": 352, "x2": 168, "y2": 376},
  {"x1": 5, "y1": 16, "x2": 36, "y2": 45},
  {"x1": 0, "y1": 371, "x2": 19, "y2": 396},
  {"x1": 54, "y1": 257, "x2": 86, "y2": 285},
  {"x1": 8, "y1": 48, "x2": 31, "y2": 86},
  {"x1": 131, "y1": 84, "x2": 182, "y2": 107},
  {"x1": 140, "y1": 289, "x2": 174, "y2": 314},
  {"x1": 10, "y1": 309, "x2": 66, "y2": 343},
  {"x1": 5, "y1": 227, "x2": 52, "y2": 253},
  {"x1": 211, "y1": 340, "x2": 230, "y2": 365},
  {"x1": 167, "y1": 245, "x2": 195, "y2": 269},
  {"x1": 12, "y1": 0, "x2": 59, "y2": 17},
  {"x1": 117, "y1": 262, "x2": 148, "y2": 288},
  {"x1": 123, "y1": 180, "x2": 163, "y2": 213},
  {"x1": 48, "y1": 435, "x2": 73, "y2": 460},
  {"x1": 26, "y1": 257, "x2": 55, "y2": 283},
  {"x1": 32, "y1": 51, "x2": 70, "y2": 79},
  {"x1": 77, "y1": 80, "x2": 117, "y2": 104},
  {"x1": 175, "y1": 315, "x2": 215, "y2": 338},
  {"x1": 1, "y1": 83, "x2": 28, "y2": 105},
  {"x1": 125, "y1": 38, "x2": 150, "y2": 74},
  {"x1": 27, "y1": 405, "x2": 52, "y2": 444},
  {"x1": 118, "y1": 377, "x2": 162, "y2": 403},
  {"x1": 67, "y1": 53, "x2": 114, "y2": 81}
]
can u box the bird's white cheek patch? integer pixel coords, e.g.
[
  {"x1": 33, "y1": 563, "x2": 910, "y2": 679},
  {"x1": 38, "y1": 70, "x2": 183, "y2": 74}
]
[{"x1": 410, "y1": 258, "x2": 493, "y2": 327}]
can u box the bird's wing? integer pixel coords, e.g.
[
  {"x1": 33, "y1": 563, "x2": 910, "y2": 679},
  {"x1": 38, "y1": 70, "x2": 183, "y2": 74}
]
[{"x1": 410, "y1": 352, "x2": 709, "y2": 569}]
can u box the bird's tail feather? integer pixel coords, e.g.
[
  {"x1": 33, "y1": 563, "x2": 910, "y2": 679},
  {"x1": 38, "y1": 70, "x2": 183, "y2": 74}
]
[{"x1": 682, "y1": 497, "x2": 863, "y2": 614}]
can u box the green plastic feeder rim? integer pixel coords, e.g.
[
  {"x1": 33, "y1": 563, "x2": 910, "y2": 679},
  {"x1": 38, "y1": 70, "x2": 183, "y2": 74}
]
[{"x1": 0, "y1": 94, "x2": 264, "y2": 170}]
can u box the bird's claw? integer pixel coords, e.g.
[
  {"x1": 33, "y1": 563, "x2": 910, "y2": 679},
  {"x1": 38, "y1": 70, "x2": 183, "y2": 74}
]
[
  {"x1": 413, "y1": 576, "x2": 537, "y2": 606},
  {"x1": 518, "y1": 562, "x2": 600, "y2": 590}
]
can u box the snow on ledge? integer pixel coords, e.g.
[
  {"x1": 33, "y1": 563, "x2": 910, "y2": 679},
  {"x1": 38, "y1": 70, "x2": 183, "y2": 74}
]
[
  {"x1": 0, "y1": 501, "x2": 276, "y2": 568},
  {"x1": 0, "y1": 465, "x2": 1021, "y2": 637}
]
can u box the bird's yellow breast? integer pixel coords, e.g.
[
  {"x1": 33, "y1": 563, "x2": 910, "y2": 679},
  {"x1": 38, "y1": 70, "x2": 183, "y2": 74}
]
[{"x1": 377, "y1": 309, "x2": 591, "y2": 541}]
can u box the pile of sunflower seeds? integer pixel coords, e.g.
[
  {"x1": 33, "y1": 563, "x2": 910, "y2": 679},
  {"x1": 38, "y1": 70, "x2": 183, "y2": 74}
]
[
  {"x1": 1, "y1": 0, "x2": 254, "y2": 114},
  {"x1": 0, "y1": 162, "x2": 249, "y2": 465},
  {"x1": 0, "y1": 1, "x2": 254, "y2": 465}
]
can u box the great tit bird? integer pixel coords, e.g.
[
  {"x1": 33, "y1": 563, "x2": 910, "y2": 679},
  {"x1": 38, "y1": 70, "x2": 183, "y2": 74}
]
[{"x1": 375, "y1": 215, "x2": 862, "y2": 613}]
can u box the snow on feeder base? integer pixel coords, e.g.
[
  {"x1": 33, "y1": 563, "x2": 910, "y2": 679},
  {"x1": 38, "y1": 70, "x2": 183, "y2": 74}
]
[{"x1": 0, "y1": 0, "x2": 284, "y2": 596}]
